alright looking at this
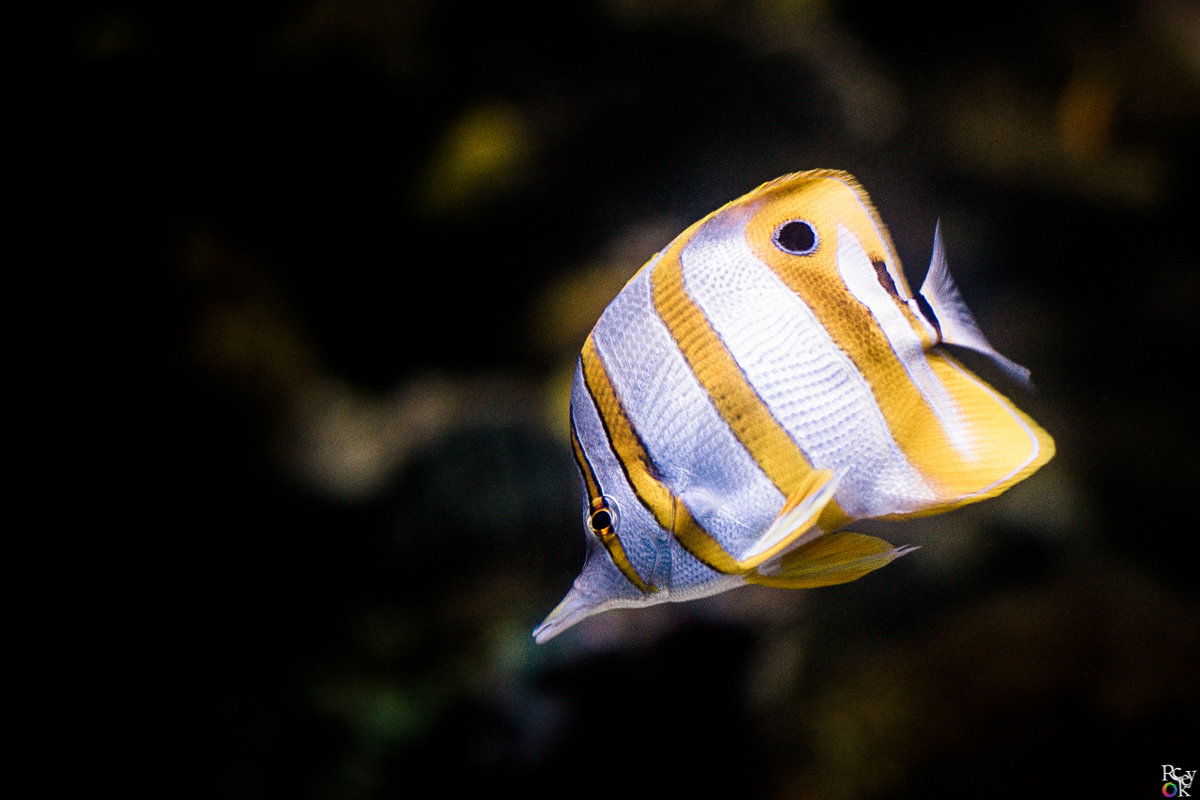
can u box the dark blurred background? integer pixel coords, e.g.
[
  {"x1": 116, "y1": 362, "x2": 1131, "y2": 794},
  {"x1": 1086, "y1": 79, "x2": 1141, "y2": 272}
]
[{"x1": 34, "y1": 0, "x2": 1198, "y2": 796}]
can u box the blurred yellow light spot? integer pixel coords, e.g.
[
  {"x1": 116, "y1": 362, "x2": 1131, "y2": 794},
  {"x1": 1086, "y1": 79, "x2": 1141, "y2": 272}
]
[
  {"x1": 1056, "y1": 70, "x2": 1118, "y2": 161},
  {"x1": 417, "y1": 103, "x2": 529, "y2": 214}
]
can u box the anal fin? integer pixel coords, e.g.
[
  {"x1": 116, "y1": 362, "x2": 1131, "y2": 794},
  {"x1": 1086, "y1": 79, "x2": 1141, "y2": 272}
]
[{"x1": 748, "y1": 531, "x2": 918, "y2": 589}]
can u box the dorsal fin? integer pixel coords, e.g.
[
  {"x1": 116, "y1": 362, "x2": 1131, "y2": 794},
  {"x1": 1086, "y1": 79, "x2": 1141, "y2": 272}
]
[{"x1": 919, "y1": 221, "x2": 1034, "y2": 390}]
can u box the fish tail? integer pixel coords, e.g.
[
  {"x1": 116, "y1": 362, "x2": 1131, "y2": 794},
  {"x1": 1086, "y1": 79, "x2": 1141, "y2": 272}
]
[{"x1": 747, "y1": 531, "x2": 917, "y2": 589}]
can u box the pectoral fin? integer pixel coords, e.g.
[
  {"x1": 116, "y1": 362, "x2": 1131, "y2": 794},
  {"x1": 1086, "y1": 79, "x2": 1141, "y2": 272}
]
[
  {"x1": 748, "y1": 531, "x2": 917, "y2": 589},
  {"x1": 738, "y1": 469, "x2": 839, "y2": 567},
  {"x1": 671, "y1": 470, "x2": 841, "y2": 576}
]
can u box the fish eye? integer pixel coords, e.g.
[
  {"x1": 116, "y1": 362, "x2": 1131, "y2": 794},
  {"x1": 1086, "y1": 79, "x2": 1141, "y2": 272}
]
[
  {"x1": 588, "y1": 497, "x2": 619, "y2": 537},
  {"x1": 773, "y1": 220, "x2": 818, "y2": 255}
]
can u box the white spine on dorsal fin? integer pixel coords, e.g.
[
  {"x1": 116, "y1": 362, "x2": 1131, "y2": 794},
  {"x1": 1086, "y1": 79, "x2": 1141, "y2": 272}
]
[{"x1": 918, "y1": 220, "x2": 1034, "y2": 390}]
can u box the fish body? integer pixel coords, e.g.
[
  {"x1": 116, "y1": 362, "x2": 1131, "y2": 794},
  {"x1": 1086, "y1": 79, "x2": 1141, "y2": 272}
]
[{"x1": 534, "y1": 170, "x2": 1054, "y2": 643}]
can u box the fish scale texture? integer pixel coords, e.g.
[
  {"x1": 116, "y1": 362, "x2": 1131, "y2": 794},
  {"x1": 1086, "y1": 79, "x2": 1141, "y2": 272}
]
[
  {"x1": 594, "y1": 264, "x2": 781, "y2": 557},
  {"x1": 679, "y1": 206, "x2": 936, "y2": 518}
]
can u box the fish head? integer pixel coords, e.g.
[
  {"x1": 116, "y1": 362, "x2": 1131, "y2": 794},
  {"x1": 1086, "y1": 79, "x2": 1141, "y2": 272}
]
[
  {"x1": 533, "y1": 362, "x2": 674, "y2": 644},
  {"x1": 532, "y1": 521, "x2": 660, "y2": 645}
]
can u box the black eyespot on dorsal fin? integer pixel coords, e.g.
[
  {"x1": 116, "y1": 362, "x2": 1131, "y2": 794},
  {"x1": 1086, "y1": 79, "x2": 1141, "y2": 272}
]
[{"x1": 773, "y1": 220, "x2": 818, "y2": 255}]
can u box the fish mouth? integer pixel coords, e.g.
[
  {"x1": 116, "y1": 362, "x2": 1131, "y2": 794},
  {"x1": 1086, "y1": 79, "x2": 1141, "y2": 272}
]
[{"x1": 532, "y1": 586, "x2": 595, "y2": 644}]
